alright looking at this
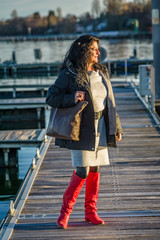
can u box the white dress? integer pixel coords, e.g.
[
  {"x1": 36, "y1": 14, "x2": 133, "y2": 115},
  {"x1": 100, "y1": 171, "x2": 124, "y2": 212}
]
[{"x1": 71, "y1": 71, "x2": 110, "y2": 167}]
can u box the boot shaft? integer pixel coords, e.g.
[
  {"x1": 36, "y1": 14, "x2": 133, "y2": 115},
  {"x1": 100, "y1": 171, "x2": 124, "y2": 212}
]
[
  {"x1": 85, "y1": 171, "x2": 100, "y2": 212},
  {"x1": 62, "y1": 170, "x2": 86, "y2": 214},
  {"x1": 57, "y1": 171, "x2": 86, "y2": 229}
]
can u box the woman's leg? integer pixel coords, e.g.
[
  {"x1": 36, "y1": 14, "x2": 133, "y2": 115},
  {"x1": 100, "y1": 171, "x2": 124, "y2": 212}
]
[
  {"x1": 76, "y1": 166, "x2": 90, "y2": 179},
  {"x1": 57, "y1": 167, "x2": 88, "y2": 229},
  {"x1": 85, "y1": 166, "x2": 105, "y2": 225},
  {"x1": 89, "y1": 166, "x2": 100, "y2": 173}
]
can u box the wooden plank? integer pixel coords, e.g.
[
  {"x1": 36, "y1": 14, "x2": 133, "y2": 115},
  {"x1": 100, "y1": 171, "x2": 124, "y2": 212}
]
[
  {"x1": 0, "y1": 97, "x2": 46, "y2": 105},
  {"x1": 0, "y1": 84, "x2": 50, "y2": 89},
  {"x1": 6, "y1": 81, "x2": 160, "y2": 239},
  {"x1": 0, "y1": 129, "x2": 46, "y2": 147},
  {"x1": 0, "y1": 97, "x2": 46, "y2": 109}
]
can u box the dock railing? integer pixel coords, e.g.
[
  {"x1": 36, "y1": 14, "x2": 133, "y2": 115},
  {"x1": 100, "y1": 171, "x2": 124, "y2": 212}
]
[
  {"x1": 0, "y1": 134, "x2": 52, "y2": 240},
  {"x1": 0, "y1": 58, "x2": 153, "y2": 77}
]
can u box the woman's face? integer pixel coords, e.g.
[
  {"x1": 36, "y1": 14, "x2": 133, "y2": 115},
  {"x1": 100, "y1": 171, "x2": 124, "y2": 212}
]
[{"x1": 88, "y1": 41, "x2": 100, "y2": 65}]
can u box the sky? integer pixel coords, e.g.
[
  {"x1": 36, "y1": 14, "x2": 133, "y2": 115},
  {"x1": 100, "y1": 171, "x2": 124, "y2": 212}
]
[
  {"x1": 0, "y1": 0, "x2": 100, "y2": 20},
  {"x1": 0, "y1": 0, "x2": 132, "y2": 21}
]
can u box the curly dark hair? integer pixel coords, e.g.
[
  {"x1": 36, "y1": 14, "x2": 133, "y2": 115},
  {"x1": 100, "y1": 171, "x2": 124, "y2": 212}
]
[{"x1": 60, "y1": 35, "x2": 107, "y2": 87}]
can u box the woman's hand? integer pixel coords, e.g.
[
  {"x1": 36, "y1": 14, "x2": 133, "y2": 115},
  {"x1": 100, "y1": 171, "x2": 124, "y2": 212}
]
[
  {"x1": 75, "y1": 91, "x2": 85, "y2": 102},
  {"x1": 117, "y1": 133, "x2": 122, "y2": 142}
]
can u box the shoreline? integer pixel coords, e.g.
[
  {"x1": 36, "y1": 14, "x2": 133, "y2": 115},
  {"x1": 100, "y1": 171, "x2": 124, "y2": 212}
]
[{"x1": 0, "y1": 31, "x2": 152, "y2": 42}]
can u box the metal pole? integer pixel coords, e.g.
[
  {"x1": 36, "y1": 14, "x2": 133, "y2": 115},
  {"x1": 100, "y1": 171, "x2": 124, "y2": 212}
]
[
  {"x1": 152, "y1": 0, "x2": 160, "y2": 109},
  {"x1": 125, "y1": 58, "x2": 128, "y2": 81},
  {"x1": 107, "y1": 59, "x2": 111, "y2": 77}
]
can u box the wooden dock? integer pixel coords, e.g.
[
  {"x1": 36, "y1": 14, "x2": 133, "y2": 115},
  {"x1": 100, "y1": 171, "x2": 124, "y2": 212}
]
[
  {"x1": 1, "y1": 81, "x2": 160, "y2": 239},
  {"x1": 0, "y1": 129, "x2": 46, "y2": 148},
  {"x1": 0, "y1": 84, "x2": 51, "y2": 98},
  {"x1": 0, "y1": 129, "x2": 46, "y2": 167},
  {"x1": 0, "y1": 59, "x2": 153, "y2": 77},
  {"x1": 0, "y1": 98, "x2": 47, "y2": 130},
  {"x1": 0, "y1": 97, "x2": 46, "y2": 109}
]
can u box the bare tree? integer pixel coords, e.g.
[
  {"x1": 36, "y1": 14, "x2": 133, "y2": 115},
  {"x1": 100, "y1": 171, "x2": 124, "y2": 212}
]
[
  {"x1": 92, "y1": 0, "x2": 101, "y2": 18},
  {"x1": 144, "y1": 0, "x2": 151, "y2": 13},
  {"x1": 57, "y1": 7, "x2": 62, "y2": 18},
  {"x1": 103, "y1": 0, "x2": 124, "y2": 15},
  {"x1": 103, "y1": 0, "x2": 108, "y2": 11},
  {"x1": 11, "y1": 9, "x2": 18, "y2": 19}
]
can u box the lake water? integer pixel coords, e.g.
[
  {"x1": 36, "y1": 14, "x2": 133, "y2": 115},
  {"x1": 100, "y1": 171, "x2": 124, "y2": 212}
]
[
  {"x1": 0, "y1": 38, "x2": 153, "y2": 64},
  {"x1": 0, "y1": 147, "x2": 36, "y2": 226},
  {"x1": 0, "y1": 38, "x2": 153, "y2": 227}
]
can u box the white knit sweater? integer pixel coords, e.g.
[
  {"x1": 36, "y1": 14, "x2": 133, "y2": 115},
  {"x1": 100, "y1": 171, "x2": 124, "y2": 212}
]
[{"x1": 71, "y1": 71, "x2": 110, "y2": 167}]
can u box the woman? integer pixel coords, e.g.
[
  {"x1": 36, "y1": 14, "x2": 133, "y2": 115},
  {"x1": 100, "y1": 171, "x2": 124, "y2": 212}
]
[{"x1": 46, "y1": 35, "x2": 122, "y2": 229}]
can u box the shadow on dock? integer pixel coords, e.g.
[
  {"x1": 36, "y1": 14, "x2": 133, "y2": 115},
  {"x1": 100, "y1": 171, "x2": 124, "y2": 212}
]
[{"x1": 1, "y1": 80, "x2": 160, "y2": 239}]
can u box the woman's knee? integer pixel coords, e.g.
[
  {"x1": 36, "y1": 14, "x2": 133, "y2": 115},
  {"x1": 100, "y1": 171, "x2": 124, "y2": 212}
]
[
  {"x1": 76, "y1": 167, "x2": 89, "y2": 179},
  {"x1": 89, "y1": 166, "x2": 100, "y2": 172}
]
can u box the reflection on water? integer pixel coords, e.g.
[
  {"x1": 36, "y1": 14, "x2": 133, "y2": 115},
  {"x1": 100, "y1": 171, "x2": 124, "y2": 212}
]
[
  {"x1": 0, "y1": 167, "x2": 21, "y2": 197},
  {"x1": 0, "y1": 147, "x2": 36, "y2": 226},
  {"x1": 0, "y1": 39, "x2": 153, "y2": 64},
  {"x1": 101, "y1": 39, "x2": 153, "y2": 60}
]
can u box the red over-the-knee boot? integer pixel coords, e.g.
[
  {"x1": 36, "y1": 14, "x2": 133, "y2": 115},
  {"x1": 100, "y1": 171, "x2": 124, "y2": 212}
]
[
  {"x1": 57, "y1": 170, "x2": 86, "y2": 229},
  {"x1": 85, "y1": 171, "x2": 105, "y2": 225}
]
